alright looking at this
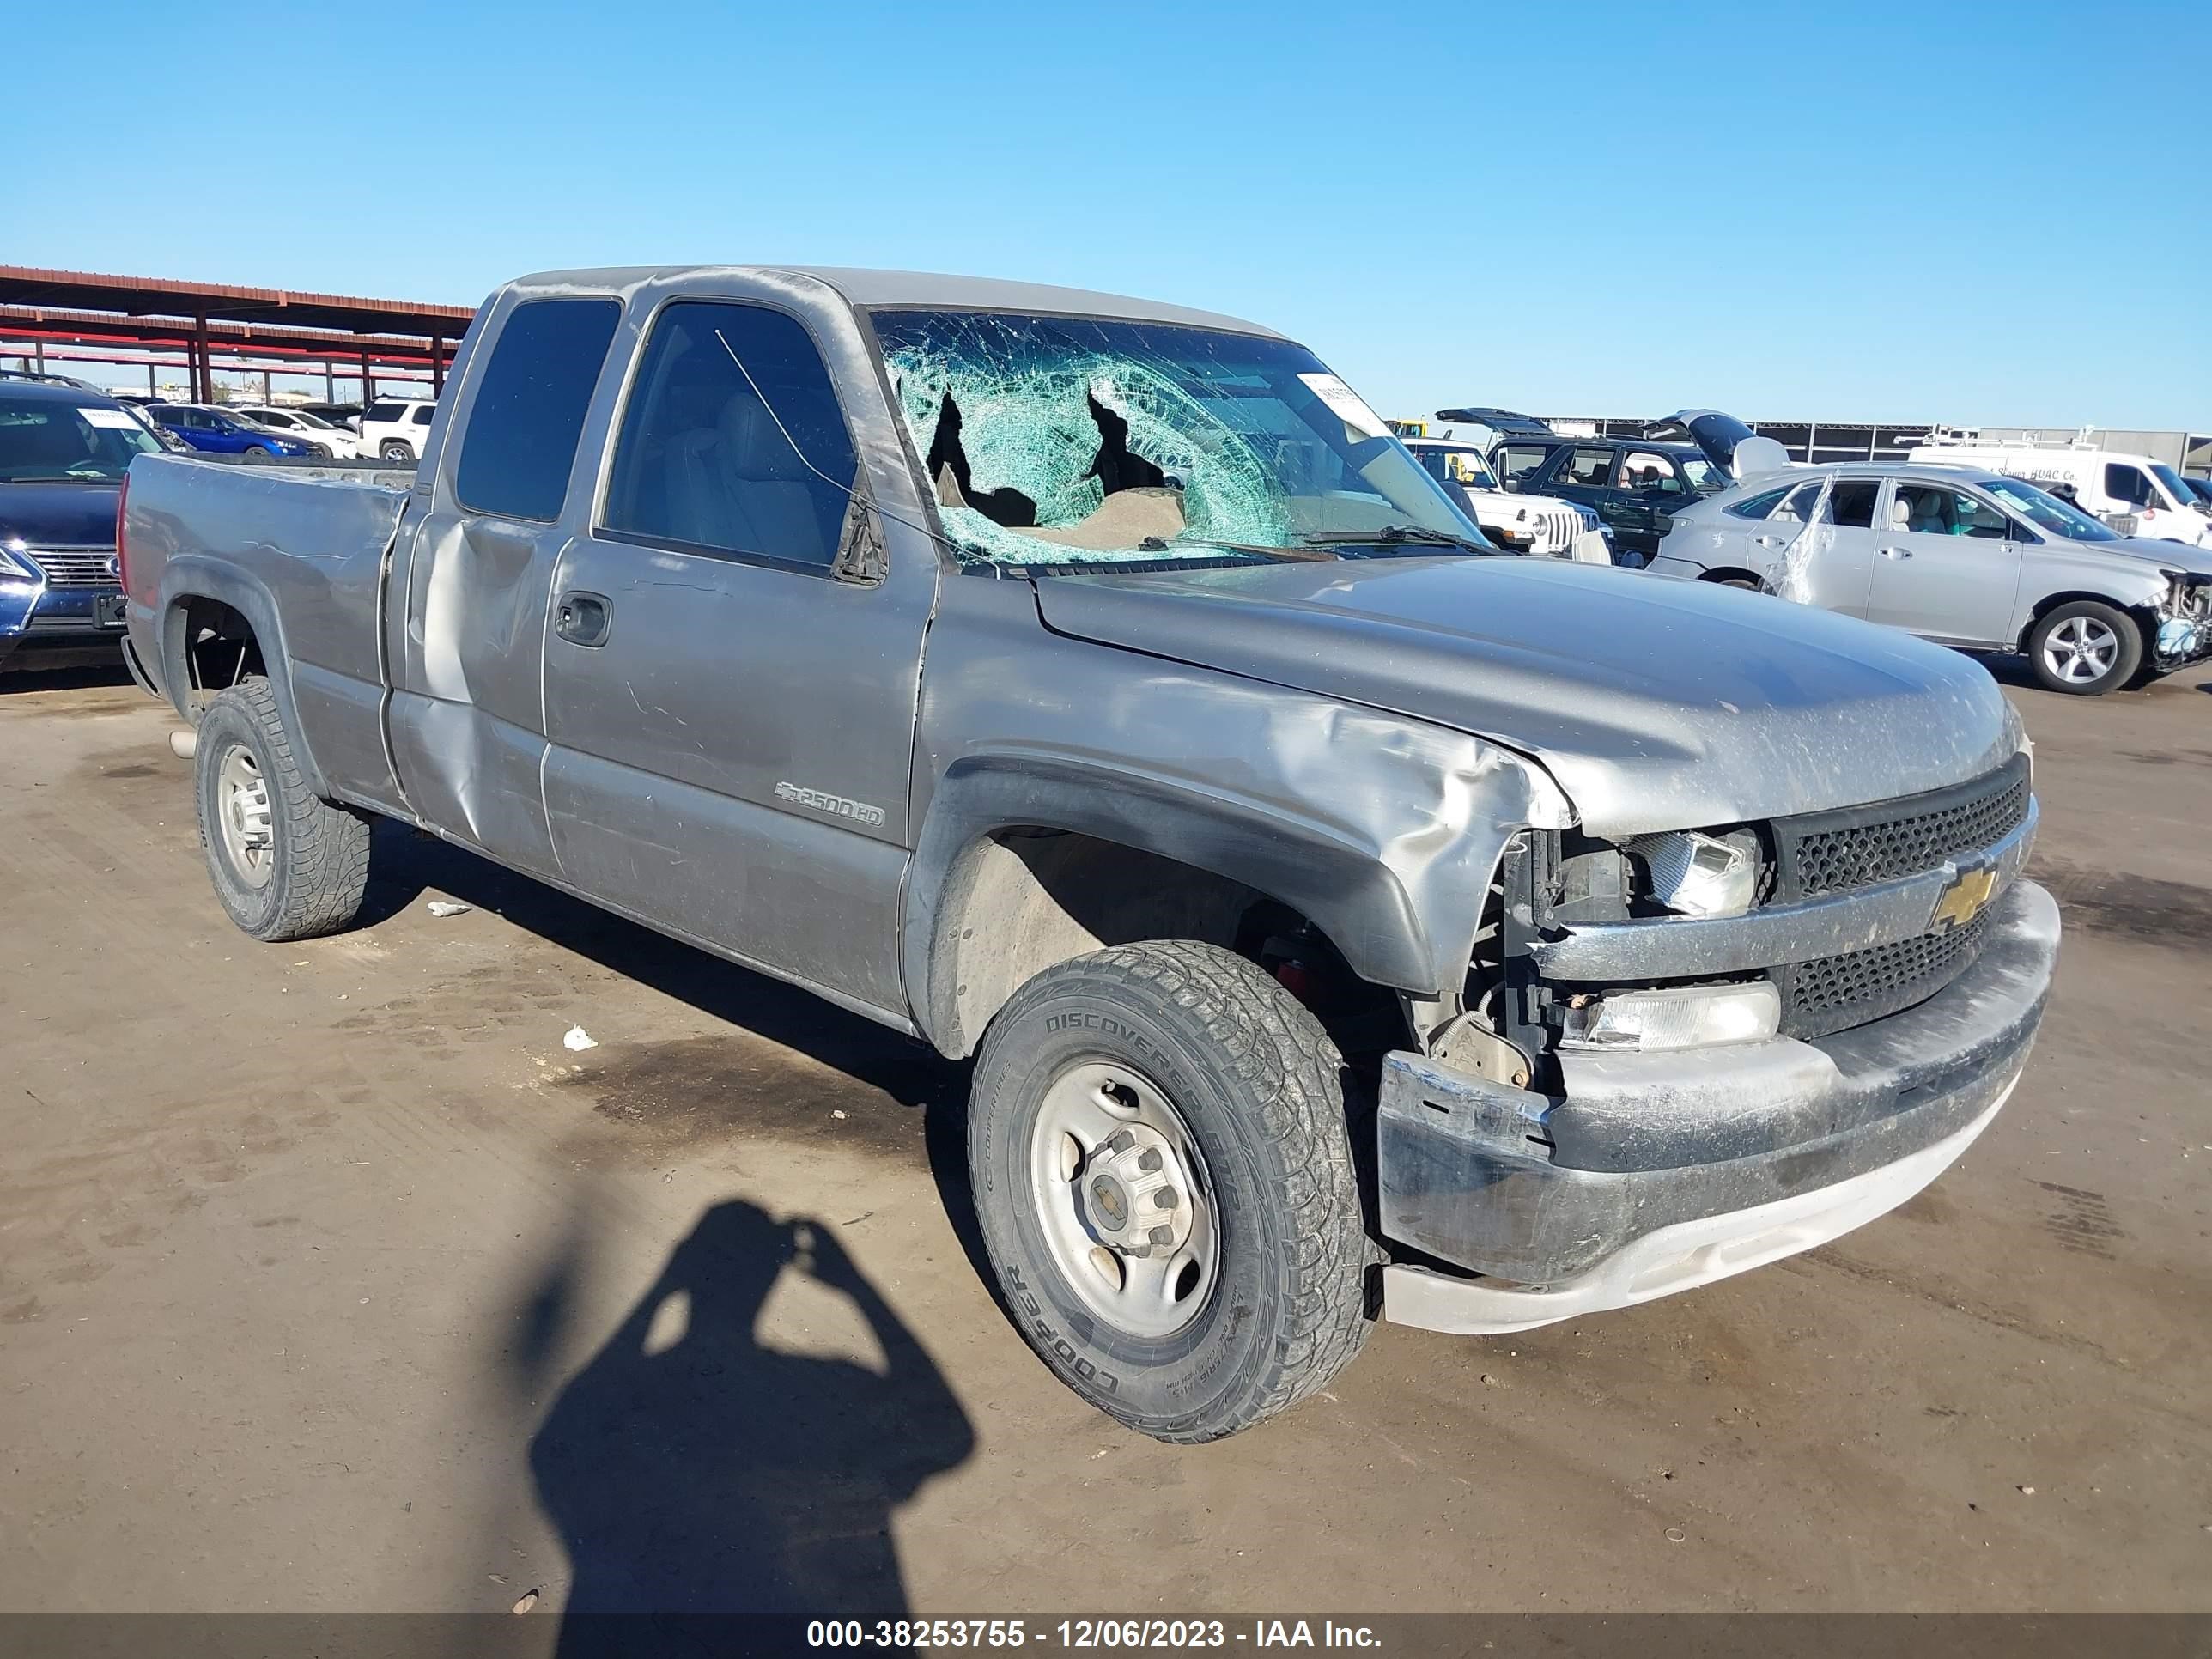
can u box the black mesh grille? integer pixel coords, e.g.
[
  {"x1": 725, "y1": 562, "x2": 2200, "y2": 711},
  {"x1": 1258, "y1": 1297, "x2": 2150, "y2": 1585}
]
[
  {"x1": 1778, "y1": 757, "x2": 2028, "y2": 897},
  {"x1": 1778, "y1": 910, "x2": 1991, "y2": 1040}
]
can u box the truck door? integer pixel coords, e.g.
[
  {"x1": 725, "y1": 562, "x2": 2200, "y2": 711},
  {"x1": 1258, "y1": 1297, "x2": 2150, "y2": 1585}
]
[
  {"x1": 1866, "y1": 480, "x2": 2023, "y2": 645},
  {"x1": 538, "y1": 296, "x2": 934, "y2": 1019},
  {"x1": 386, "y1": 296, "x2": 624, "y2": 875}
]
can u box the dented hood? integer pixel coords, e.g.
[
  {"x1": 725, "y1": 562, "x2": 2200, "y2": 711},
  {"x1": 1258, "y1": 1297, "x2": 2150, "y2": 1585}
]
[{"x1": 1033, "y1": 556, "x2": 2020, "y2": 837}]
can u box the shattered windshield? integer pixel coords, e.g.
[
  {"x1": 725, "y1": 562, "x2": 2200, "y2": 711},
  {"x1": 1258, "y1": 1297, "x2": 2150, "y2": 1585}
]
[{"x1": 871, "y1": 311, "x2": 1484, "y2": 567}]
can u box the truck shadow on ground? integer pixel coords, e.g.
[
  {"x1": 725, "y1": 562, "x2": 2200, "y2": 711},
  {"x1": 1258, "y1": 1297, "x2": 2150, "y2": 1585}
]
[{"x1": 510, "y1": 1197, "x2": 976, "y2": 1642}]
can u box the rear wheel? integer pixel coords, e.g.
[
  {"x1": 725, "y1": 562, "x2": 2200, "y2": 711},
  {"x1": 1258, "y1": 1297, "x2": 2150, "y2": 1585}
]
[
  {"x1": 2027, "y1": 600, "x2": 2141, "y2": 696},
  {"x1": 968, "y1": 940, "x2": 1372, "y2": 1443},
  {"x1": 195, "y1": 677, "x2": 372, "y2": 940},
  {"x1": 379, "y1": 440, "x2": 414, "y2": 464}
]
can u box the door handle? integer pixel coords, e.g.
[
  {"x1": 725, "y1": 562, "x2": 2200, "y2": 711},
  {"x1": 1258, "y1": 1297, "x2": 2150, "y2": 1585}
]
[
  {"x1": 1753, "y1": 534, "x2": 1782, "y2": 547},
  {"x1": 1879, "y1": 546, "x2": 1913, "y2": 560},
  {"x1": 554, "y1": 591, "x2": 611, "y2": 647}
]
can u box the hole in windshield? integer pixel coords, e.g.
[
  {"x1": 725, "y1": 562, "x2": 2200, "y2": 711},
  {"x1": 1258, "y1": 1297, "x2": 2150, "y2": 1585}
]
[{"x1": 872, "y1": 311, "x2": 1482, "y2": 568}]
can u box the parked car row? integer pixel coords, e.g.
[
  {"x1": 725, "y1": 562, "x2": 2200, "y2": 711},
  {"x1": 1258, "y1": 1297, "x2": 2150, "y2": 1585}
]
[{"x1": 1416, "y1": 404, "x2": 2212, "y2": 696}]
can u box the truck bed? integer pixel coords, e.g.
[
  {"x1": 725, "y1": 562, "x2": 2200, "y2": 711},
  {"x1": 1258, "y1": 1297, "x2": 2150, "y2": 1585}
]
[{"x1": 123, "y1": 454, "x2": 416, "y2": 806}]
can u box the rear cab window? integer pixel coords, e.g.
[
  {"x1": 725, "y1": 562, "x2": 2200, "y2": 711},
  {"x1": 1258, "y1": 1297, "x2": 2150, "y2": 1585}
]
[{"x1": 453, "y1": 298, "x2": 623, "y2": 520}]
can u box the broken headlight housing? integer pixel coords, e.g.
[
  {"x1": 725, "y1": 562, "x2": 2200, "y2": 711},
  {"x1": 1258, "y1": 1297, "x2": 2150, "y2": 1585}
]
[
  {"x1": 1624, "y1": 828, "x2": 1763, "y2": 919},
  {"x1": 1559, "y1": 981, "x2": 1780, "y2": 1052}
]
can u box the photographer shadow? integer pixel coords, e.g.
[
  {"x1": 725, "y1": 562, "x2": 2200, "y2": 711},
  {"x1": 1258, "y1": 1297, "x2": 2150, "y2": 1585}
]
[{"x1": 528, "y1": 1200, "x2": 975, "y2": 1642}]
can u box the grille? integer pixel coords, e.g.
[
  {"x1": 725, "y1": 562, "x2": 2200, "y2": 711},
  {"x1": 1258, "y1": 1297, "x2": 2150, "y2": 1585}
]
[
  {"x1": 27, "y1": 547, "x2": 120, "y2": 589},
  {"x1": 1778, "y1": 757, "x2": 2028, "y2": 897},
  {"x1": 1778, "y1": 908, "x2": 1991, "y2": 1040}
]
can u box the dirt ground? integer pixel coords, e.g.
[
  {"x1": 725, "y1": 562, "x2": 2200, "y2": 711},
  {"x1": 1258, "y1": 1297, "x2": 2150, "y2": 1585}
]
[{"x1": 1, "y1": 655, "x2": 2207, "y2": 1618}]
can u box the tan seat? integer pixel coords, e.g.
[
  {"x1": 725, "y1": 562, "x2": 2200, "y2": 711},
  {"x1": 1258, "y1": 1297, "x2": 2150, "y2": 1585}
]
[{"x1": 663, "y1": 389, "x2": 830, "y2": 562}]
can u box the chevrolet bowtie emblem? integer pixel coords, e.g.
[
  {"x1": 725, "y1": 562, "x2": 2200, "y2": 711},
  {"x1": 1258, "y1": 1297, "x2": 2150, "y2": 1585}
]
[{"x1": 1932, "y1": 866, "x2": 1998, "y2": 930}]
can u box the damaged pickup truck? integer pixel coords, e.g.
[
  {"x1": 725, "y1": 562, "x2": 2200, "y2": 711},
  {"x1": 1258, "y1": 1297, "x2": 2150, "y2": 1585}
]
[{"x1": 120, "y1": 266, "x2": 2058, "y2": 1442}]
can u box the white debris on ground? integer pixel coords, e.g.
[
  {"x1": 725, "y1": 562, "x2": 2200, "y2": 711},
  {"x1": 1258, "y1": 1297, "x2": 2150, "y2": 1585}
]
[
  {"x1": 426, "y1": 900, "x2": 473, "y2": 918},
  {"x1": 562, "y1": 1025, "x2": 598, "y2": 1052}
]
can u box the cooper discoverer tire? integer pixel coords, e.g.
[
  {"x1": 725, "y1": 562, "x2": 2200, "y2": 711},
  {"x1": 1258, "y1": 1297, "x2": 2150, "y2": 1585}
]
[
  {"x1": 968, "y1": 940, "x2": 1372, "y2": 1443},
  {"x1": 2026, "y1": 599, "x2": 2141, "y2": 696},
  {"x1": 195, "y1": 677, "x2": 372, "y2": 941}
]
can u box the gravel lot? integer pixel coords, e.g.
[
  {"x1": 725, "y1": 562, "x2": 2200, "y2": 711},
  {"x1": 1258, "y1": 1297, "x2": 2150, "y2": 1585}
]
[{"x1": 2, "y1": 657, "x2": 2207, "y2": 1617}]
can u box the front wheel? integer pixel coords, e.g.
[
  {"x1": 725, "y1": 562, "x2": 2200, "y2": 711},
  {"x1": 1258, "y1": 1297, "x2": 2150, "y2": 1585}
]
[
  {"x1": 968, "y1": 941, "x2": 1372, "y2": 1443},
  {"x1": 2027, "y1": 600, "x2": 2142, "y2": 696},
  {"x1": 241, "y1": 444, "x2": 272, "y2": 461}
]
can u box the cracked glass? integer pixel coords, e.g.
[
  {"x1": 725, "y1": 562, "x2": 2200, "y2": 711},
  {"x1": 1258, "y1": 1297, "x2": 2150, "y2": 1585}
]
[{"x1": 871, "y1": 311, "x2": 1484, "y2": 568}]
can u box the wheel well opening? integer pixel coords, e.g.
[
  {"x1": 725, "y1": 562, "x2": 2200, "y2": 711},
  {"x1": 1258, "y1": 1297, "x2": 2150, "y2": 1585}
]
[
  {"x1": 177, "y1": 597, "x2": 265, "y2": 712},
  {"x1": 2019, "y1": 590, "x2": 2137, "y2": 653},
  {"x1": 1698, "y1": 567, "x2": 1764, "y2": 588},
  {"x1": 933, "y1": 829, "x2": 1405, "y2": 1060}
]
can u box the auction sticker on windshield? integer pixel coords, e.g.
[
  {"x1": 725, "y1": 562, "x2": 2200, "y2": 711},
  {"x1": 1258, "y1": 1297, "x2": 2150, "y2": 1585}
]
[
  {"x1": 79, "y1": 407, "x2": 140, "y2": 430},
  {"x1": 1297, "y1": 374, "x2": 1389, "y2": 440}
]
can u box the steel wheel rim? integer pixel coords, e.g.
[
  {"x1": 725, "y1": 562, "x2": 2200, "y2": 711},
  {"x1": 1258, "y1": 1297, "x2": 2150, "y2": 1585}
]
[
  {"x1": 217, "y1": 744, "x2": 275, "y2": 888},
  {"x1": 1029, "y1": 1060, "x2": 1220, "y2": 1340},
  {"x1": 2044, "y1": 616, "x2": 2118, "y2": 684}
]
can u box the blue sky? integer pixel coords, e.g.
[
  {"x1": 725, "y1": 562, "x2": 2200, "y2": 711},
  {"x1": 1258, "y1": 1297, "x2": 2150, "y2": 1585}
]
[{"x1": 9, "y1": 1, "x2": 2208, "y2": 428}]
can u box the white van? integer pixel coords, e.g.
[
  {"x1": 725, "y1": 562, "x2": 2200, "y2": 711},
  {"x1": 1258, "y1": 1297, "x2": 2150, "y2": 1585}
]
[{"x1": 1905, "y1": 429, "x2": 2209, "y2": 548}]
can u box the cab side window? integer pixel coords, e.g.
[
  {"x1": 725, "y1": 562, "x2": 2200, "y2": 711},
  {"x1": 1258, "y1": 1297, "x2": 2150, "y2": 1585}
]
[
  {"x1": 453, "y1": 298, "x2": 622, "y2": 520},
  {"x1": 1619, "y1": 451, "x2": 1683, "y2": 495},
  {"x1": 1562, "y1": 447, "x2": 1615, "y2": 488},
  {"x1": 2104, "y1": 464, "x2": 2154, "y2": 507},
  {"x1": 602, "y1": 300, "x2": 860, "y2": 573}
]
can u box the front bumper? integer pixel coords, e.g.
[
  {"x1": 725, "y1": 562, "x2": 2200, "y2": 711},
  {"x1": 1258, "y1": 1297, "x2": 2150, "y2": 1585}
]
[
  {"x1": 1377, "y1": 878, "x2": 2058, "y2": 1334},
  {"x1": 1, "y1": 581, "x2": 125, "y2": 647}
]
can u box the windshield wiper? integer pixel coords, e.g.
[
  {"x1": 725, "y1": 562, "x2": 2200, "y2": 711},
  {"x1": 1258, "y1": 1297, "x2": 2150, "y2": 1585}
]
[
  {"x1": 1302, "y1": 525, "x2": 1492, "y2": 551},
  {"x1": 2, "y1": 472, "x2": 118, "y2": 484},
  {"x1": 1141, "y1": 536, "x2": 1338, "y2": 562}
]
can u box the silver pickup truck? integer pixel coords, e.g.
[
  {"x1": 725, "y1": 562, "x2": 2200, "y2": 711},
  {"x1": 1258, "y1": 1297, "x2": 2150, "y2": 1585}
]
[{"x1": 120, "y1": 266, "x2": 2059, "y2": 1443}]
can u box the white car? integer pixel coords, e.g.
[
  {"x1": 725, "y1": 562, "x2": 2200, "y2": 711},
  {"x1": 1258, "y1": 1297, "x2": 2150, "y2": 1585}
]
[
  {"x1": 232, "y1": 405, "x2": 367, "y2": 459},
  {"x1": 358, "y1": 398, "x2": 438, "y2": 464},
  {"x1": 1400, "y1": 434, "x2": 1605, "y2": 557}
]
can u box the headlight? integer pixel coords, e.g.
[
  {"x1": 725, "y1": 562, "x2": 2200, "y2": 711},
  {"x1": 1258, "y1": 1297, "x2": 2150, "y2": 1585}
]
[
  {"x1": 1626, "y1": 829, "x2": 1761, "y2": 918},
  {"x1": 1559, "y1": 981, "x2": 1780, "y2": 1052},
  {"x1": 0, "y1": 538, "x2": 40, "y2": 583}
]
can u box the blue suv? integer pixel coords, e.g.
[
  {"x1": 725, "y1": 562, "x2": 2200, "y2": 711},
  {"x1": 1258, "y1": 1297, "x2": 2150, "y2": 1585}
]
[
  {"x1": 0, "y1": 379, "x2": 167, "y2": 670},
  {"x1": 145, "y1": 403, "x2": 325, "y2": 459}
]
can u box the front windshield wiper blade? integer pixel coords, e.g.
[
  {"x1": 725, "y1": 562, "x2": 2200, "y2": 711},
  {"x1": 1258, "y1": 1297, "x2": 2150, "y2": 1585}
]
[
  {"x1": 1, "y1": 473, "x2": 119, "y2": 484},
  {"x1": 1146, "y1": 536, "x2": 1339, "y2": 562},
  {"x1": 1302, "y1": 525, "x2": 1493, "y2": 551}
]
